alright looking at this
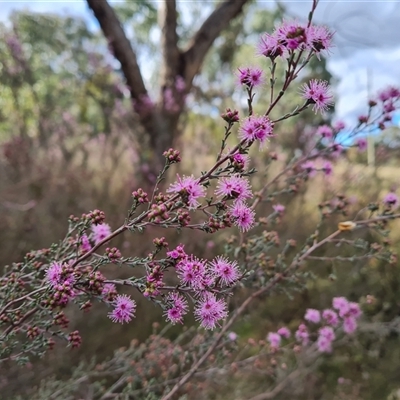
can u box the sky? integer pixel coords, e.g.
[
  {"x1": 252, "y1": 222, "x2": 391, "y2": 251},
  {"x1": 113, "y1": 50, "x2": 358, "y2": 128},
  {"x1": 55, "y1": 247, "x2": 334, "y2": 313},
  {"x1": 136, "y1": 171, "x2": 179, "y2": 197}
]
[{"x1": 1, "y1": 0, "x2": 399, "y2": 126}]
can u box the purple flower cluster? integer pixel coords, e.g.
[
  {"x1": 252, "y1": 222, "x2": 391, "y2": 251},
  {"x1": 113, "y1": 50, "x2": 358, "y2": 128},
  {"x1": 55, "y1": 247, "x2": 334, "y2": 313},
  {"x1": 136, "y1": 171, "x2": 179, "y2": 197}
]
[
  {"x1": 163, "y1": 245, "x2": 242, "y2": 329},
  {"x1": 257, "y1": 20, "x2": 333, "y2": 59},
  {"x1": 267, "y1": 297, "x2": 362, "y2": 353}
]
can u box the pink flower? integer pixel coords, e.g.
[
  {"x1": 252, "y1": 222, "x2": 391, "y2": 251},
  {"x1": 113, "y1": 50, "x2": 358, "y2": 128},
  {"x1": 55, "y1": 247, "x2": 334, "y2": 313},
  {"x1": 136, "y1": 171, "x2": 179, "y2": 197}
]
[
  {"x1": 302, "y1": 161, "x2": 317, "y2": 177},
  {"x1": 46, "y1": 262, "x2": 63, "y2": 287},
  {"x1": 275, "y1": 20, "x2": 307, "y2": 51},
  {"x1": 343, "y1": 317, "x2": 357, "y2": 334},
  {"x1": 334, "y1": 121, "x2": 345, "y2": 131},
  {"x1": 231, "y1": 153, "x2": 249, "y2": 170},
  {"x1": 237, "y1": 67, "x2": 264, "y2": 88},
  {"x1": 228, "y1": 332, "x2": 238, "y2": 341},
  {"x1": 323, "y1": 161, "x2": 333, "y2": 176},
  {"x1": 383, "y1": 192, "x2": 399, "y2": 208},
  {"x1": 317, "y1": 335, "x2": 333, "y2": 353},
  {"x1": 322, "y1": 309, "x2": 339, "y2": 326},
  {"x1": 108, "y1": 294, "x2": 136, "y2": 324},
  {"x1": 229, "y1": 201, "x2": 256, "y2": 232},
  {"x1": 167, "y1": 244, "x2": 187, "y2": 261},
  {"x1": 176, "y1": 256, "x2": 208, "y2": 289},
  {"x1": 277, "y1": 327, "x2": 291, "y2": 339},
  {"x1": 301, "y1": 79, "x2": 333, "y2": 114},
  {"x1": 239, "y1": 115, "x2": 274, "y2": 147},
  {"x1": 210, "y1": 256, "x2": 240, "y2": 286},
  {"x1": 216, "y1": 175, "x2": 252, "y2": 201},
  {"x1": 164, "y1": 293, "x2": 188, "y2": 325},
  {"x1": 80, "y1": 234, "x2": 92, "y2": 253},
  {"x1": 356, "y1": 137, "x2": 368, "y2": 152},
  {"x1": 257, "y1": 32, "x2": 284, "y2": 59},
  {"x1": 295, "y1": 323, "x2": 309, "y2": 346},
  {"x1": 348, "y1": 302, "x2": 362, "y2": 319},
  {"x1": 305, "y1": 308, "x2": 321, "y2": 323},
  {"x1": 194, "y1": 294, "x2": 228, "y2": 330},
  {"x1": 307, "y1": 25, "x2": 333, "y2": 57},
  {"x1": 330, "y1": 143, "x2": 343, "y2": 159},
  {"x1": 91, "y1": 223, "x2": 112, "y2": 245},
  {"x1": 267, "y1": 332, "x2": 281, "y2": 349},
  {"x1": 332, "y1": 296, "x2": 350, "y2": 317},
  {"x1": 316, "y1": 125, "x2": 333, "y2": 139},
  {"x1": 167, "y1": 174, "x2": 206, "y2": 209},
  {"x1": 273, "y1": 204, "x2": 285, "y2": 214},
  {"x1": 102, "y1": 283, "x2": 117, "y2": 302},
  {"x1": 319, "y1": 326, "x2": 335, "y2": 341}
]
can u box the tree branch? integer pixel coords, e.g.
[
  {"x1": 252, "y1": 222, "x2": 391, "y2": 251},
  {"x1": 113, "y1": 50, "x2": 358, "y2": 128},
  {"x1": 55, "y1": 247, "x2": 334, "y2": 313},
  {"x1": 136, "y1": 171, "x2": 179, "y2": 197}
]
[
  {"x1": 159, "y1": 0, "x2": 180, "y2": 85},
  {"x1": 86, "y1": 0, "x2": 147, "y2": 102},
  {"x1": 182, "y1": 0, "x2": 251, "y2": 85}
]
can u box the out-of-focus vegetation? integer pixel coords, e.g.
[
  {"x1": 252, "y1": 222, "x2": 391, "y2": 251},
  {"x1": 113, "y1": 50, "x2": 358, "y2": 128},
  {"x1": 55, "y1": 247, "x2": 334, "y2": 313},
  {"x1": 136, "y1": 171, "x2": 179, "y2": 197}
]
[{"x1": 1, "y1": 2, "x2": 400, "y2": 399}]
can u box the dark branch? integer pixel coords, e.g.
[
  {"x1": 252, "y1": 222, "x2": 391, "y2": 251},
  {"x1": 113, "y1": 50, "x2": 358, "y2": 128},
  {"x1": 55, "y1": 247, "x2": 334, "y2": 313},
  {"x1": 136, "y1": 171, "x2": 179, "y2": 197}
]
[
  {"x1": 159, "y1": 0, "x2": 180, "y2": 85},
  {"x1": 86, "y1": 0, "x2": 147, "y2": 101},
  {"x1": 182, "y1": 0, "x2": 251, "y2": 85}
]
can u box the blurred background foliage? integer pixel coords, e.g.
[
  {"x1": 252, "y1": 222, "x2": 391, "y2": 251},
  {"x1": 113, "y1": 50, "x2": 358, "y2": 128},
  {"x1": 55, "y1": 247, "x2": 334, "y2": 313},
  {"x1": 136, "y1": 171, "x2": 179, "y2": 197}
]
[{"x1": 0, "y1": 1, "x2": 400, "y2": 399}]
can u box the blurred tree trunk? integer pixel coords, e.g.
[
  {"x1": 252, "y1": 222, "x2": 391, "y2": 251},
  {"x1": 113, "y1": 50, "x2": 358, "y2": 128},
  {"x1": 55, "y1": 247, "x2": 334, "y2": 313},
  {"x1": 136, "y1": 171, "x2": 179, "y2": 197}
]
[{"x1": 86, "y1": 0, "x2": 250, "y2": 182}]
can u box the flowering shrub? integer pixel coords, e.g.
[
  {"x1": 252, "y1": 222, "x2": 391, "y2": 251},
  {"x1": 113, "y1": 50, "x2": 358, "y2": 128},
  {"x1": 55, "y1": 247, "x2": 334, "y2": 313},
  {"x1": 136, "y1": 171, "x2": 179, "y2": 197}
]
[{"x1": 1, "y1": 1, "x2": 400, "y2": 398}]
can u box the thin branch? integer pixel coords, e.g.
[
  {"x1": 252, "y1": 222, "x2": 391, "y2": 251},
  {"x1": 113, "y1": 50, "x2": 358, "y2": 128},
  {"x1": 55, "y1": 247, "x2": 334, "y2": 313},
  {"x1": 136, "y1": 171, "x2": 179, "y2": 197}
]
[
  {"x1": 182, "y1": 0, "x2": 250, "y2": 85},
  {"x1": 159, "y1": 0, "x2": 180, "y2": 85},
  {"x1": 86, "y1": 0, "x2": 148, "y2": 103}
]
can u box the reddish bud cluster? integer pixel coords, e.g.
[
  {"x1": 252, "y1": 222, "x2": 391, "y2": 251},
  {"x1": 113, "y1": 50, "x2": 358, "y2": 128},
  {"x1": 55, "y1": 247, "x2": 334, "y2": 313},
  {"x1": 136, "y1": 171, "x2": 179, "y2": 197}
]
[
  {"x1": 106, "y1": 247, "x2": 122, "y2": 262},
  {"x1": 68, "y1": 330, "x2": 82, "y2": 348},
  {"x1": 83, "y1": 209, "x2": 105, "y2": 225},
  {"x1": 163, "y1": 148, "x2": 181, "y2": 163},
  {"x1": 132, "y1": 188, "x2": 149, "y2": 204},
  {"x1": 221, "y1": 108, "x2": 239, "y2": 123}
]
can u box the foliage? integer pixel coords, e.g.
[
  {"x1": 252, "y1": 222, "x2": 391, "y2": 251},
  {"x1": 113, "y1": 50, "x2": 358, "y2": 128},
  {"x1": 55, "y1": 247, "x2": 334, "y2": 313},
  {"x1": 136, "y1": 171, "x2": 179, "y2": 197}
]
[{"x1": 1, "y1": 1, "x2": 400, "y2": 400}]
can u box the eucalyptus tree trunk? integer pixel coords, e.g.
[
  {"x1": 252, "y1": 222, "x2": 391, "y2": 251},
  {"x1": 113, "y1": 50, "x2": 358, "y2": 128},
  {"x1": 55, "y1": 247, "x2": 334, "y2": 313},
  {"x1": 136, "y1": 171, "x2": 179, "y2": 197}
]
[{"x1": 86, "y1": 0, "x2": 251, "y2": 182}]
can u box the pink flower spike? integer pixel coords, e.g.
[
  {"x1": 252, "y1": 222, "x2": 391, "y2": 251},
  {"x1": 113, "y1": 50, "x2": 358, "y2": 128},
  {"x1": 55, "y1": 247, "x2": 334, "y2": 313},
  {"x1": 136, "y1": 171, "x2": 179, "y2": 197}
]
[
  {"x1": 267, "y1": 332, "x2": 281, "y2": 349},
  {"x1": 108, "y1": 294, "x2": 136, "y2": 324},
  {"x1": 305, "y1": 308, "x2": 321, "y2": 323},
  {"x1": 277, "y1": 327, "x2": 291, "y2": 339},
  {"x1": 301, "y1": 79, "x2": 333, "y2": 114},
  {"x1": 91, "y1": 223, "x2": 112, "y2": 245},
  {"x1": 229, "y1": 201, "x2": 256, "y2": 232}
]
